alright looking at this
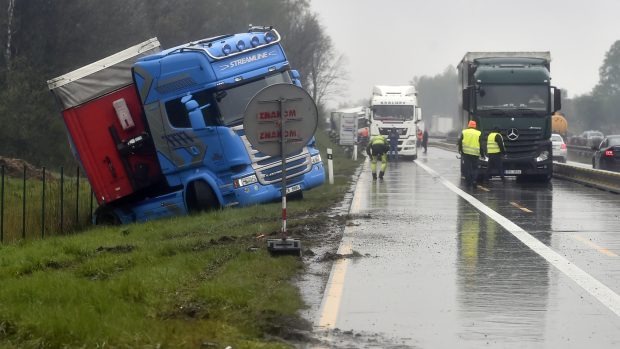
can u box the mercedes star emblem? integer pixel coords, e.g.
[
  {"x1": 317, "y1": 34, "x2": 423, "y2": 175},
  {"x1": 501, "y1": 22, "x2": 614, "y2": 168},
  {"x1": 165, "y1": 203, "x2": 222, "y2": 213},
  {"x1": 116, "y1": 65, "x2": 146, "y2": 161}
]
[{"x1": 507, "y1": 128, "x2": 519, "y2": 141}]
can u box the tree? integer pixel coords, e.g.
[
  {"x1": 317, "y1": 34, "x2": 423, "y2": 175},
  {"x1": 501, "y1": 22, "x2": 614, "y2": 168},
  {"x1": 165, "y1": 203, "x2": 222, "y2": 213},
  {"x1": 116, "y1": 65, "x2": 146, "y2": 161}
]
[
  {"x1": 594, "y1": 40, "x2": 620, "y2": 97},
  {"x1": 411, "y1": 66, "x2": 458, "y2": 124}
]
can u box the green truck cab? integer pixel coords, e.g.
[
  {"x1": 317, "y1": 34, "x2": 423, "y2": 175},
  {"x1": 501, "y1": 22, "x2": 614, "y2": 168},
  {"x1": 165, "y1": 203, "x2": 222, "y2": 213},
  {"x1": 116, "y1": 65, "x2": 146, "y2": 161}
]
[{"x1": 458, "y1": 52, "x2": 562, "y2": 181}]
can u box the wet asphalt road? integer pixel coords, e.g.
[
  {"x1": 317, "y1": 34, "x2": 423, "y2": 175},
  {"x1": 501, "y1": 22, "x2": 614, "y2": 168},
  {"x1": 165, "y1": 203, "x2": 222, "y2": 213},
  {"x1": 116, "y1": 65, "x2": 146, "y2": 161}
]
[{"x1": 314, "y1": 147, "x2": 620, "y2": 348}]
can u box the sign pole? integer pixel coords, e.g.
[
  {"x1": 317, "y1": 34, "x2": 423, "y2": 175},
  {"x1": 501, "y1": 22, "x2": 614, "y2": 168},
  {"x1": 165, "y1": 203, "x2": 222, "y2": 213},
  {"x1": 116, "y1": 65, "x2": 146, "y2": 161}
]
[{"x1": 279, "y1": 98, "x2": 288, "y2": 240}]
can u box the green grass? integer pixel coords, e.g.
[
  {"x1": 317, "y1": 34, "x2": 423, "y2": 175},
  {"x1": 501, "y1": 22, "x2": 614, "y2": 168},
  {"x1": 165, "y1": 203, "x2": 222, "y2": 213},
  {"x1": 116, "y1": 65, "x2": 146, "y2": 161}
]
[{"x1": 0, "y1": 129, "x2": 361, "y2": 348}]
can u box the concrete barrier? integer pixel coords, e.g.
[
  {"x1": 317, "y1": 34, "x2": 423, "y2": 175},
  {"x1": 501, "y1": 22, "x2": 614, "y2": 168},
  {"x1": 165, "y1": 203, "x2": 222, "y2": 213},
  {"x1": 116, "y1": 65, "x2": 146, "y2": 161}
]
[{"x1": 553, "y1": 162, "x2": 620, "y2": 194}]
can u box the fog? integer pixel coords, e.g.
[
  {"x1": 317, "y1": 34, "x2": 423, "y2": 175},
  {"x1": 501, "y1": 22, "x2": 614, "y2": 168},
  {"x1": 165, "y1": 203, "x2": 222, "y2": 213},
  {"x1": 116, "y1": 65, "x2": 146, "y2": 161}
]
[{"x1": 310, "y1": 0, "x2": 620, "y2": 107}]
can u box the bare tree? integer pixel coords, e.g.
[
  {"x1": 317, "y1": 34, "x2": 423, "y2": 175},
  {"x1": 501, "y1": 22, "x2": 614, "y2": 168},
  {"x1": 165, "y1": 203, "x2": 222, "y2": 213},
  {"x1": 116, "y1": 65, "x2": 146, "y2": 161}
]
[{"x1": 4, "y1": 0, "x2": 14, "y2": 70}]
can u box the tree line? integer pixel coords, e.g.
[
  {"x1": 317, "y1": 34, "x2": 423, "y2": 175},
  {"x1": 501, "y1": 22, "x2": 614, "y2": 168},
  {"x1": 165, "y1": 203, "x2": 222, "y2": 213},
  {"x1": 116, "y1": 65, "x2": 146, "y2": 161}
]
[
  {"x1": 0, "y1": 0, "x2": 341, "y2": 167},
  {"x1": 562, "y1": 40, "x2": 620, "y2": 136}
]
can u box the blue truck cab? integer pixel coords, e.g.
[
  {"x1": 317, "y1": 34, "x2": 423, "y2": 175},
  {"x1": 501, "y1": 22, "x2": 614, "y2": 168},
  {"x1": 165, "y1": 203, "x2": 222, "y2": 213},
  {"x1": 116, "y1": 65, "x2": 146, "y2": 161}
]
[
  {"x1": 119, "y1": 28, "x2": 325, "y2": 223},
  {"x1": 48, "y1": 27, "x2": 325, "y2": 224}
]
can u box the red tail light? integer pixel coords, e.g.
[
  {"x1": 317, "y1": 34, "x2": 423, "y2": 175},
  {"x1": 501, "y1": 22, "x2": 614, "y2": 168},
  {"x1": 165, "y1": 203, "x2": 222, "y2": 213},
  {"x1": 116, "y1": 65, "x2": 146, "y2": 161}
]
[
  {"x1": 605, "y1": 150, "x2": 614, "y2": 157},
  {"x1": 561, "y1": 143, "x2": 567, "y2": 150}
]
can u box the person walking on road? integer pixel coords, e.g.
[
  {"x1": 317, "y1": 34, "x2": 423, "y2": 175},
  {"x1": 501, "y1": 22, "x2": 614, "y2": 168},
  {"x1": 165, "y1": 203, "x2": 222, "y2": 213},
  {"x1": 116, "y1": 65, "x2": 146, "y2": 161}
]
[
  {"x1": 366, "y1": 134, "x2": 389, "y2": 181},
  {"x1": 458, "y1": 120, "x2": 484, "y2": 188},
  {"x1": 486, "y1": 125, "x2": 506, "y2": 181},
  {"x1": 422, "y1": 129, "x2": 429, "y2": 154},
  {"x1": 388, "y1": 128, "x2": 399, "y2": 161}
]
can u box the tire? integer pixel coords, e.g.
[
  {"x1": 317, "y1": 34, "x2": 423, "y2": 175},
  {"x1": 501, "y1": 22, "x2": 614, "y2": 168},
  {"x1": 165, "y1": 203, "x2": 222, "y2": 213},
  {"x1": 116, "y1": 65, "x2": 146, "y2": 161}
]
[
  {"x1": 187, "y1": 181, "x2": 220, "y2": 212},
  {"x1": 94, "y1": 206, "x2": 121, "y2": 225},
  {"x1": 411, "y1": 154, "x2": 417, "y2": 161}
]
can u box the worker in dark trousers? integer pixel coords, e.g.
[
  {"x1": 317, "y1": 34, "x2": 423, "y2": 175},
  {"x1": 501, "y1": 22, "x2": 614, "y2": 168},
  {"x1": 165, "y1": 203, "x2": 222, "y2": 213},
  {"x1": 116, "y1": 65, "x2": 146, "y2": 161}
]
[
  {"x1": 458, "y1": 120, "x2": 484, "y2": 188},
  {"x1": 366, "y1": 134, "x2": 388, "y2": 180},
  {"x1": 486, "y1": 125, "x2": 506, "y2": 181},
  {"x1": 422, "y1": 129, "x2": 429, "y2": 154},
  {"x1": 388, "y1": 128, "x2": 399, "y2": 161}
]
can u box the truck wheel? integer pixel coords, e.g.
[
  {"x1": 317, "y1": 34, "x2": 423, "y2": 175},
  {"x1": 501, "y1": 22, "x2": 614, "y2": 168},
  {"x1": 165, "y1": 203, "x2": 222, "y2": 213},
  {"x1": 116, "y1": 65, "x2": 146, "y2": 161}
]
[
  {"x1": 411, "y1": 154, "x2": 417, "y2": 161},
  {"x1": 187, "y1": 181, "x2": 220, "y2": 212},
  {"x1": 94, "y1": 206, "x2": 120, "y2": 225}
]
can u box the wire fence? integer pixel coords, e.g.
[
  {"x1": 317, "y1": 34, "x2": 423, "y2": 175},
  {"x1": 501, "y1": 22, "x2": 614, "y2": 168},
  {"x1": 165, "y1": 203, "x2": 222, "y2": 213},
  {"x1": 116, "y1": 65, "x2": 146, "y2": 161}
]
[{"x1": 0, "y1": 165, "x2": 95, "y2": 243}]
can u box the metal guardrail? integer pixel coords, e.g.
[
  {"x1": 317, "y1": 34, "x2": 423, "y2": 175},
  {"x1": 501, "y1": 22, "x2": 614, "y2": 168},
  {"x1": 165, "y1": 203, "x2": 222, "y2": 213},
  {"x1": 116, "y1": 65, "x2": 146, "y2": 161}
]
[{"x1": 429, "y1": 140, "x2": 620, "y2": 194}]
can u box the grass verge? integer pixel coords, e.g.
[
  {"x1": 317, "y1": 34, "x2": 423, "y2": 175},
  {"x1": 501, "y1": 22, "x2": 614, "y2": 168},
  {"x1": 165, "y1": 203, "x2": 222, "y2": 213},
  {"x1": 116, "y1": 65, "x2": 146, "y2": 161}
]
[{"x1": 0, "y1": 129, "x2": 360, "y2": 348}]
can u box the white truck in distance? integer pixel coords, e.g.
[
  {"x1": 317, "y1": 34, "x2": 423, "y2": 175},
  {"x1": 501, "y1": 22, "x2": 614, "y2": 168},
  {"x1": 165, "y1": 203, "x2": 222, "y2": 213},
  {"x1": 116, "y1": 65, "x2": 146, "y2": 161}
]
[{"x1": 369, "y1": 85, "x2": 422, "y2": 159}]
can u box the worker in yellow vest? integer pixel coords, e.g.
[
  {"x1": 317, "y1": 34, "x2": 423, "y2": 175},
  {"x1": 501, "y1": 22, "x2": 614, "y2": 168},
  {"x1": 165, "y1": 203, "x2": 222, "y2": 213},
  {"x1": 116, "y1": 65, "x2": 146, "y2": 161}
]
[
  {"x1": 458, "y1": 120, "x2": 484, "y2": 188},
  {"x1": 486, "y1": 125, "x2": 506, "y2": 181},
  {"x1": 366, "y1": 134, "x2": 389, "y2": 180}
]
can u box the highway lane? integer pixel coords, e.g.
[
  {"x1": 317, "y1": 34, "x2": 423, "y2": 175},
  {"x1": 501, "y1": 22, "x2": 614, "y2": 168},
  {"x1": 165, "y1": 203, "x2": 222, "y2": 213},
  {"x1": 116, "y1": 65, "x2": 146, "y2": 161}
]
[{"x1": 314, "y1": 147, "x2": 620, "y2": 348}]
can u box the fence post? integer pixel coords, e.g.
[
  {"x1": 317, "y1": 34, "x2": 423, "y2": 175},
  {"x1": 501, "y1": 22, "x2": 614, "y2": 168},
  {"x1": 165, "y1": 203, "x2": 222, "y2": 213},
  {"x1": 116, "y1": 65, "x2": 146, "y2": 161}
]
[
  {"x1": 41, "y1": 167, "x2": 46, "y2": 239},
  {"x1": 1, "y1": 166, "x2": 4, "y2": 243},
  {"x1": 90, "y1": 189, "x2": 94, "y2": 224},
  {"x1": 75, "y1": 166, "x2": 79, "y2": 227},
  {"x1": 60, "y1": 166, "x2": 64, "y2": 234},
  {"x1": 22, "y1": 164, "x2": 26, "y2": 240}
]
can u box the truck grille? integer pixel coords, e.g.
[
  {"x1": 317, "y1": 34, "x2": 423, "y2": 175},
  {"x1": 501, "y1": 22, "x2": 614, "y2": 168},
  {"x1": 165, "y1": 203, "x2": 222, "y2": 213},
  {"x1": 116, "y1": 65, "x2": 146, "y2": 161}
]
[
  {"x1": 379, "y1": 127, "x2": 407, "y2": 136},
  {"x1": 501, "y1": 128, "x2": 544, "y2": 157},
  {"x1": 233, "y1": 126, "x2": 312, "y2": 185}
]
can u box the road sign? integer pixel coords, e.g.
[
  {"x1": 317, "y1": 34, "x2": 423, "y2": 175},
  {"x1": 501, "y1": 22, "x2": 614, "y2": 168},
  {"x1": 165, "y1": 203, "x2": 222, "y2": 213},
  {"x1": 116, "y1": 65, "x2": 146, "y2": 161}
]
[{"x1": 243, "y1": 83, "x2": 318, "y2": 157}]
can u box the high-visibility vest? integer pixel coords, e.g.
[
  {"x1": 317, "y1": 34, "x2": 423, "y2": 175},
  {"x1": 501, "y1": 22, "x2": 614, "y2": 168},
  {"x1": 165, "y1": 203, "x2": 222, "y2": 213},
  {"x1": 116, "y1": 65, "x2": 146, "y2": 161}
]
[
  {"x1": 462, "y1": 128, "x2": 481, "y2": 156},
  {"x1": 370, "y1": 135, "x2": 387, "y2": 145},
  {"x1": 487, "y1": 132, "x2": 503, "y2": 154}
]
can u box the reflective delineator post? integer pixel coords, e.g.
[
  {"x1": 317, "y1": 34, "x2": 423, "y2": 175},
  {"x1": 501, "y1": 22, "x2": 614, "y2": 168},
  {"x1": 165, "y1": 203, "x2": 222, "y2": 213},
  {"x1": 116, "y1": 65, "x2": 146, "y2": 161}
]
[
  {"x1": 353, "y1": 144, "x2": 358, "y2": 161},
  {"x1": 327, "y1": 148, "x2": 334, "y2": 184}
]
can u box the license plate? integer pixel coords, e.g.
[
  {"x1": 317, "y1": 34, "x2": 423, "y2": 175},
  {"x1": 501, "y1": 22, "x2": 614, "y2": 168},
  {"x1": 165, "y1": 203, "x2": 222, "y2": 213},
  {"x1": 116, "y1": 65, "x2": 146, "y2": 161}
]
[
  {"x1": 286, "y1": 184, "x2": 301, "y2": 194},
  {"x1": 505, "y1": 170, "x2": 522, "y2": 174}
]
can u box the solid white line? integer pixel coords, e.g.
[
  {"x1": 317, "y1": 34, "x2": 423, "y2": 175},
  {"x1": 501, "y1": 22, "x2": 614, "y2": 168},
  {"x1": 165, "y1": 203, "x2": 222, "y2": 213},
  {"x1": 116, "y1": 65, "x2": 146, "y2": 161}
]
[
  {"x1": 315, "y1": 161, "x2": 368, "y2": 328},
  {"x1": 415, "y1": 160, "x2": 620, "y2": 317}
]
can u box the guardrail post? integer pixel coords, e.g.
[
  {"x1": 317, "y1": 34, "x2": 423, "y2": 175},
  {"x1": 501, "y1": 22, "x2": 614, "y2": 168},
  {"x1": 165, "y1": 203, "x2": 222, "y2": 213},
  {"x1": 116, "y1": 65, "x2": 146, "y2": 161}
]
[
  {"x1": 22, "y1": 164, "x2": 26, "y2": 239},
  {"x1": 75, "y1": 166, "x2": 80, "y2": 226},
  {"x1": 60, "y1": 166, "x2": 64, "y2": 234},
  {"x1": 41, "y1": 167, "x2": 46, "y2": 239},
  {"x1": 1, "y1": 166, "x2": 4, "y2": 243}
]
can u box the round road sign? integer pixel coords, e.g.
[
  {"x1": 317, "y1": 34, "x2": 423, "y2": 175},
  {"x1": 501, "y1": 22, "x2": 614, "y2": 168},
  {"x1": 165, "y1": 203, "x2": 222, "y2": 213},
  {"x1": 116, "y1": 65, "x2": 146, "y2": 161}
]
[{"x1": 243, "y1": 83, "x2": 318, "y2": 157}]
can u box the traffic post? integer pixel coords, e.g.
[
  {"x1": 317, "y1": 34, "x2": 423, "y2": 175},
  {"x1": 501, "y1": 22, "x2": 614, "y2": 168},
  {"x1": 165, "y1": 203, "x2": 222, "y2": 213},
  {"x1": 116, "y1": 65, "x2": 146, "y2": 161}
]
[
  {"x1": 327, "y1": 148, "x2": 334, "y2": 184},
  {"x1": 244, "y1": 84, "x2": 318, "y2": 256}
]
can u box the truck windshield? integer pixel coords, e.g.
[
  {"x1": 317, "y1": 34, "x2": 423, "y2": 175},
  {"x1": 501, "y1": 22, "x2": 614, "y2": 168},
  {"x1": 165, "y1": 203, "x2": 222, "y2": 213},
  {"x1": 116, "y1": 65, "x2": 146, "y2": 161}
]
[
  {"x1": 216, "y1": 72, "x2": 292, "y2": 126},
  {"x1": 477, "y1": 85, "x2": 548, "y2": 111},
  {"x1": 372, "y1": 105, "x2": 414, "y2": 121}
]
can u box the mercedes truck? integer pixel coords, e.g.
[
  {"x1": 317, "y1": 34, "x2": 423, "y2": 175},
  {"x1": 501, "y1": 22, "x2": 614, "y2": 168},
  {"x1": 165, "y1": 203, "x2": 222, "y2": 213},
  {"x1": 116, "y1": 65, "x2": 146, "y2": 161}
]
[{"x1": 458, "y1": 52, "x2": 561, "y2": 181}]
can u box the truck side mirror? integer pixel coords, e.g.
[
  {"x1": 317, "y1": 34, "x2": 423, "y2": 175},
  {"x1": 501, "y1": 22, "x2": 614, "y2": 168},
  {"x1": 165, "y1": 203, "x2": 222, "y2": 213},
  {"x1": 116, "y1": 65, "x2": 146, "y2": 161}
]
[
  {"x1": 552, "y1": 87, "x2": 562, "y2": 112},
  {"x1": 462, "y1": 87, "x2": 471, "y2": 111},
  {"x1": 182, "y1": 95, "x2": 208, "y2": 131},
  {"x1": 290, "y1": 70, "x2": 301, "y2": 87},
  {"x1": 415, "y1": 107, "x2": 422, "y2": 122}
]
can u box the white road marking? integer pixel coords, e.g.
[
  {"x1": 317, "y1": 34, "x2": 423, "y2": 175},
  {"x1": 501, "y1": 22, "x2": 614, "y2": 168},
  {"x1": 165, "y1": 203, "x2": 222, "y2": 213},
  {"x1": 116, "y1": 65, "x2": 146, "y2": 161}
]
[{"x1": 415, "y1": 160, "x2": 620, "y2": 317}]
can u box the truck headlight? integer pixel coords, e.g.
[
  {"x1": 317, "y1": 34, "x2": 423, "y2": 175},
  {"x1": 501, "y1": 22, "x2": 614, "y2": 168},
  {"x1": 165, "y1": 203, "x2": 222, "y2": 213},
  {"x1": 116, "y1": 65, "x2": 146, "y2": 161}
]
[
  {"x1": 311, "y1": 154, "x2": 322, "y2": 164},
  {"x1": 233, "y1": 174, "x2": 257, "y2": 188},
  {"x1": 536, "y1": 150, "x2": 549, "y2": 162}
]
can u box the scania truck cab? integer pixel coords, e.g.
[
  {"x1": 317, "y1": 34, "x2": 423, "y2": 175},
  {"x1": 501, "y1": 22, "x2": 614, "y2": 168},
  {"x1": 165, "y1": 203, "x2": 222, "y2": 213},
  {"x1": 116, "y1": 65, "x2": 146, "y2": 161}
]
[
  {"x1": 369, "y1": 85, "x2": 422, "y2": 159},
  {"x1": 458, "y1": 52, "x2": 561, "y2": 181},
  {"x1": 48, "y1": 27, "x2": 325, "y2": 224}
]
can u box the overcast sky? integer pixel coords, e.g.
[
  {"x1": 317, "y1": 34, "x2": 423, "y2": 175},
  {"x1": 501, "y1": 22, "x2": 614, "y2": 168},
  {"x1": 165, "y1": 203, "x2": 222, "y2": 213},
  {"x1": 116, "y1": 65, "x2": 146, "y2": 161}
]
[{"x1": 310, "y1": 0, "x2": 620, "y2": 107}]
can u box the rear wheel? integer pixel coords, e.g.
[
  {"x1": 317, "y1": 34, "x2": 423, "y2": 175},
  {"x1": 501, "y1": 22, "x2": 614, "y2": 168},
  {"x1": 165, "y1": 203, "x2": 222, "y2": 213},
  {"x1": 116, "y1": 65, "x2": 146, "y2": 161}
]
[
  {"x1": 187, "y1": 181, "x2": 220, "y2": 212},
  {"x1": 94, "y1": 206, "x2": 120, "y2": 225}
]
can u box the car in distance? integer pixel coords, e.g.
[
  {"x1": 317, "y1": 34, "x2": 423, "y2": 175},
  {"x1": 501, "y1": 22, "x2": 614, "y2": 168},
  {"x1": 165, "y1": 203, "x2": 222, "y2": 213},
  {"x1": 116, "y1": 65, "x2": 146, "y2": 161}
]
[
  {"x1": 578, "y1": 130, "x2": 604, "y2": 147},
  {"x1": 592, "y1": 135, "x2": 620, "y2": 171},
  {"x1": 551, "y1": 133, "x2": 567, "y2": 163}
]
